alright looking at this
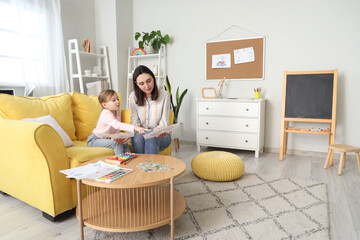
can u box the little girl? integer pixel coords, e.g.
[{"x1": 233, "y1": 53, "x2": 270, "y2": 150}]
[{"x1": 87, "y1": 89, "x2": 147, "y2": 155}]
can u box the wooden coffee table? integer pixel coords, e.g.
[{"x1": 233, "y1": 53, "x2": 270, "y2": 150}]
[{"x1": 76, "y1": 154, "x2": 186, "y2": 240}]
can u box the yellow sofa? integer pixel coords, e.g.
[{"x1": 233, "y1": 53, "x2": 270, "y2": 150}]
[{"x1": 0, "y1": 92, "x2": 173, "y2": 221}]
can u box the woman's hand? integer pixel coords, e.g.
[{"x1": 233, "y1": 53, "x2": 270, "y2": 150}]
[
  {"x1": 114, "y1": 138, "x2": 129, "y2": 144},
  {"x1": 134, "y1": 126, "x2": 149, "y2": 134}
]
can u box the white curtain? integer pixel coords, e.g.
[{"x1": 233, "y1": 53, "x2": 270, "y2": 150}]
[{"x1": 8, "y1": 0, "x2": 69, "y2": 96}]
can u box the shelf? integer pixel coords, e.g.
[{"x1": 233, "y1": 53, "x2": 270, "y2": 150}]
[
  {"x1": 68, "y1": 39, "x2": 111, "y2": 93},
  {"x1": 71, "y1": 50, "x2": 106, "y2": 58},
  {"x1": 77, "y1": 186, "x2": 186, "y2": 232},
  {"x1": 285, "y1": 128, "x2": 330, "y2": 135},
  {"x1": 127, "y1": 75, "x2": 163, "y2": 79},
  {"x1": 129, "y1": 53, "x2": 160, "y2": 59},
  {"x1": 72, "y1": 74, "x2": 108, "y2": 79}
]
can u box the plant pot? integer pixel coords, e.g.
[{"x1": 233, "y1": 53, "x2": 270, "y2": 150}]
[
  {"x1": 172, "y1": 122, "x2": 183, "y2": 139},
  {"x1": 144, "y1": 44, "x2": 156, "y2": 54}
]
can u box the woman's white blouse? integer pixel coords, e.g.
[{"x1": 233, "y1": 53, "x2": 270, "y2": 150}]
[{"x1": 129, "y1": 89, "x2": 170, "y2": 129}]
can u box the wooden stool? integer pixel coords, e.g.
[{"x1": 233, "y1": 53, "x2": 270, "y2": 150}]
[{"x1": 324, "y1": 144, "x2": 360, "y2": 175}]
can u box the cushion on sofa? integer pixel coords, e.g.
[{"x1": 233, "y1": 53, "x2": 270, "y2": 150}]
[
  {"x1": 22, "y1": 115, "x2": 74, "y2": 147},
  {"x1": 0, "y1": 93, "x2": 76, "y2": 140},
  {"x1": 71, "y1": 92, "x2": 123, "y2": 141},
  {"x1": 66, "y1": 141, "x2": 113, "y2": 168}
]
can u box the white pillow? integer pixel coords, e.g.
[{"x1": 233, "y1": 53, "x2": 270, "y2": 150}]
[{"x1": 22, "y1": 115, "x2": 74, "y2": 147}]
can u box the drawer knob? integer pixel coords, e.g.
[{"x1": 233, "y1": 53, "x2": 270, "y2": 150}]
[
  {"x1": 206, "y1": 122, "x2": 209, "y2": 125},
  {"x1": 245, "y1": 140, "x2": 248, "y2": 143},
  {"x1": 206, "y1": 107, "x2": 209, "y2": 110},
  {"x1": 246, "y1": 124, "x2": 249, "y2": 127},
  {"x1": 246, "y1": 108, "x2": 249, "y2": 111},
  {"x1": 206, "y1": 137, "x2": 209, "y2": 140}
]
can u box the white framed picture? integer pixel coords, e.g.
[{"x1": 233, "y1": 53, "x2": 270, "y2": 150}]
[{"x1": 202, "y1": 88, "x2": 216, "y2": 99}]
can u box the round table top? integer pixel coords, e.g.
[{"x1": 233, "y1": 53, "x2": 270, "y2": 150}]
[{"x1": 81, "y1": 154, "x2": 186, "y2": 188}]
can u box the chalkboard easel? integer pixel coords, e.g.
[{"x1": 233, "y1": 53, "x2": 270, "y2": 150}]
[{"x1": 279, "y1": 69, "x2": 338, "y2": 160}]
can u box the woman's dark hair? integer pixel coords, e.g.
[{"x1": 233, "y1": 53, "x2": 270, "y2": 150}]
[{"x1": 132, "y1": 65, "x2": 159, "y2": 106}]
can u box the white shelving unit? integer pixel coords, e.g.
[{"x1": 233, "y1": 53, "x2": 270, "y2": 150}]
[
  {"x1": 126, "y1": 45, "x2": 166, "y2": 107},
  {"x1": 68, "y1": 39, "x2": 111, "y2": 93}
]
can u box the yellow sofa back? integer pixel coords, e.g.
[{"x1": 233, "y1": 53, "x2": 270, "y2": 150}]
[
  {"x1": 0, "y1": 93, "x2": 77, "y2": 140},
  {"x1": 0, "y1": 92, "x2": 122, "y2": 141}
]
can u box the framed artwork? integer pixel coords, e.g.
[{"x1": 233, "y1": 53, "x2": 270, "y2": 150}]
[{"x1": 202, "y1": 88, "x2": 216, "y2": 99}]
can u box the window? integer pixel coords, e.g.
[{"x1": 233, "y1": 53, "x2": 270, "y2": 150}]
[{"x1": 0, "y1": 1, "x2": 46, "y2": 84}]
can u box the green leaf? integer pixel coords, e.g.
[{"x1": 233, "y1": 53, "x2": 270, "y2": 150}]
[
  {"x1": 165, "y1": 76, "x2": 172, "y2": 94},
  {"x1": 150, "y1": 31, "x2": 157, "y2": 40},
  {"x1": 152, "y1": 39, "x2": 161, "y2": 52},
  {"x1": 135, "y1": 32, "x2": 141, "y2": 40},
  {"x1": 178, "y1": 89, "x2": 188, "y2": 107},
  {"x1": 164, "y1": 34, "x2": 170, "y2": 44},
  {"x1": 176, "y1": 87, "x2": 180, "y2": 105},
  {"x1": 139, "y1": 41, "x2": 144, "y2": 49}
]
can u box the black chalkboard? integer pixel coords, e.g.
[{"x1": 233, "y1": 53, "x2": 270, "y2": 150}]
[{"x1": 285, "y1": 73, "x2": 334, "y2": 119}]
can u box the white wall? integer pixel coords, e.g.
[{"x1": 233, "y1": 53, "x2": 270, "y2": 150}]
[
  {"x1": 94, "y1": 0, "x2": 132, "y2": 107},
  {"x1": 61, "y1": 0, "x2": 132, "y2": 105},
  {"x1": 133, "y1": 0, "x2": 360, "y2": 153},
  {"x1": 60, "y1": 0, "x2": 96, "y2": 90}
]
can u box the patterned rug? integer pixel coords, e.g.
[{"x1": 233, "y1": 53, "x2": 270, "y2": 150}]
[{"x1": 89, "y1": 172, "x2": 329, "y2": 240}]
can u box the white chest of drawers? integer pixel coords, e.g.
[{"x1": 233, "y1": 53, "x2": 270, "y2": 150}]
[{"x1": 196, "y1": 98, "x2": 265, "y2": 157}]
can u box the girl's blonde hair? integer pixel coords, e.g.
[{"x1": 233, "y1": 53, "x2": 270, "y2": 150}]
[{"x1": 98, "y1": 89, "x2": 117, "y2": 107}]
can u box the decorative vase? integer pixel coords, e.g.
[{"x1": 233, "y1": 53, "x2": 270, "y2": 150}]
[
  {"x1": 144, "y1": 44, "x2": 156, "y2": 54},
  {"x1": 172, "y1": 122, "x2": 183, "y2": 139}
]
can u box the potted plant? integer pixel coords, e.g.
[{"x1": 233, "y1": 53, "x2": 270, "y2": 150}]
[
  {"x1": 135, "y1": 30, "x2": 170, "y2": 53},
  {"x1": 164, "y1": 76, "x2": 187, "y2": 124}
]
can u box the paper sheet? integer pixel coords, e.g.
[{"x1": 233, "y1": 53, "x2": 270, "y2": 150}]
[
  {"x1": 234, "y1": 47, "x2": 255, "y2": 64},
  {"x1": 60, "y1": 161, "x2": 120, "y2": 179},
  {"x1": 102, "y1": 132, "x2": 134, "y2": 140},
  {"x1": 143, "y1": 123, "x2": 180, "y2": 140},
  {"x1": 212, "y1": 54, "x2": 231, "y2": 68}
]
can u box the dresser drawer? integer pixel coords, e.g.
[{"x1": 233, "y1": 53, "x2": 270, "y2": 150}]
[
  {"x1": 198, "y1": 102, "x2": 258, "y2": 117},
  {"x1": 197, "y1": 131, "x2": 258, "y2": 149},
  {"x1": 198, "y1": 117, "x2": 258, "y2": 133}
]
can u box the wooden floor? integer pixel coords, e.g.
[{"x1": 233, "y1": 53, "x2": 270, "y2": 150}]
[{"x1": 1, "y1": 143, "x2": 359, "y2": 240}]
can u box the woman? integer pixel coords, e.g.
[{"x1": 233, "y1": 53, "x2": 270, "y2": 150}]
[{"x1": 129, "y1": 65, "x2": 172, "y2": 154}]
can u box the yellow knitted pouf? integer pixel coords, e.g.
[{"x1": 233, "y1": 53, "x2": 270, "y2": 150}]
[{"x1": 191, "y1": 151, "x2": 245, "y2": 181}]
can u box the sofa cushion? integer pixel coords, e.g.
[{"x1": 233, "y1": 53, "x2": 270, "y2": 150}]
[
  {"x1": 71, "y1": 92, "x2": 123, "y2": 141},
  {"x1": 23, "y1": 115, "x2": 74, "y2": 147},
  {"x1": 0, "y1": 93, "x2": 76, "y2": 140},
  {"x1": 66, "y1": 141, "x2": 114, "y2": 168}
]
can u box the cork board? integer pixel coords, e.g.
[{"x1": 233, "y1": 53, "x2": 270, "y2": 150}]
[{"x1": 206, "y1": 37, "x2": 264, "y2": 80}]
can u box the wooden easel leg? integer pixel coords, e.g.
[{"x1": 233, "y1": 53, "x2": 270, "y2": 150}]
[
  {"x1": 338, "y1": 152, "x2": 345, "y2": 175},
  {"x1": 356, "y1": 152, "x2": 360, "y2": 173},
  {"x1": 324, "y1": 149, "x2": 332, "y2": 169},
  {"x1": 283, "y1": 132, "x2": 287, "y2": 154},
  {"x1": 279, "y1": 121, "x2": 286, "y2": 160}
]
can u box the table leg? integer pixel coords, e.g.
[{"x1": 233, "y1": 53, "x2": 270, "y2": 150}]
[
  {"x1": 77, "y1": 179, "x2": 84, "y2": 240},
  {"x1": 170, "y1": 177, "x2": 174, "y2": 240}
]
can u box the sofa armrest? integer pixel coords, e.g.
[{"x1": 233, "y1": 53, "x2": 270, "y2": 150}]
[{"x1": 0, "y1": 119, "x2": 73, "y2": 217}]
